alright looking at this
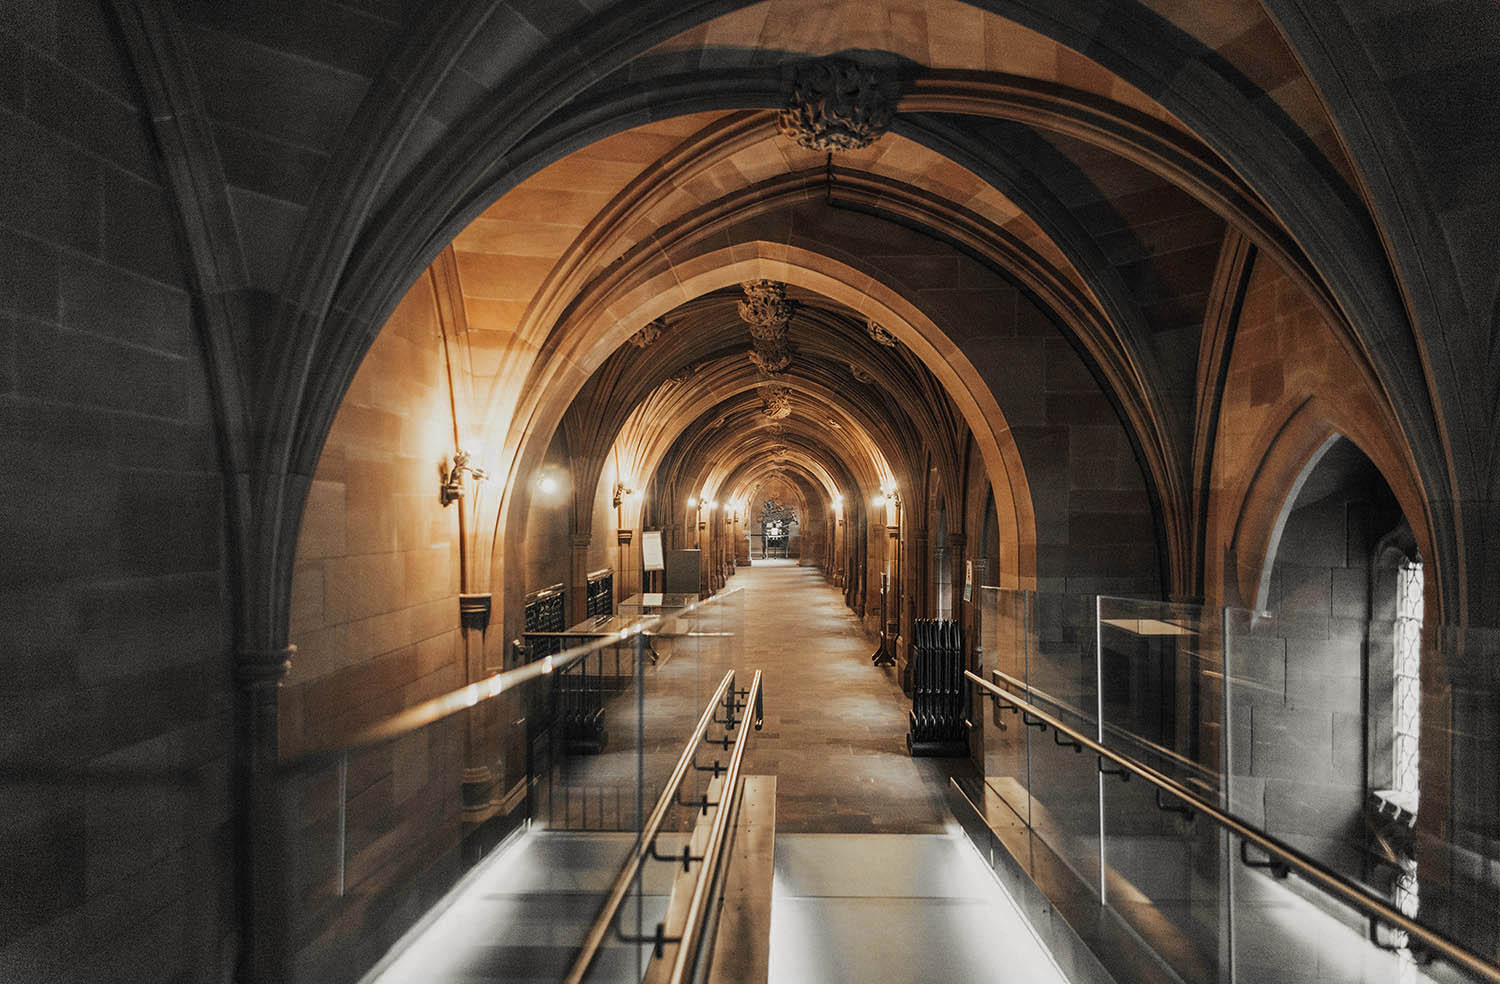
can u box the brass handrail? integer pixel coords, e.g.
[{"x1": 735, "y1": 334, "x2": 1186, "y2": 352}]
[
  {"x1": 563, "y1": 668, "x2": 762, "y2": 984},
  {"x1": 665, "y1": 669, "x2": 763, "y2": 984},
  {"x1": 968, "y1": 669, "x2": 1500, "y2": 984}
]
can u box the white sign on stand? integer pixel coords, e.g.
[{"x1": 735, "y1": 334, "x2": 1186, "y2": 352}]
[
  {"x1": 641, "y1": 530, "x2": 665, "y2": 572},
  {"x1": 963, "y1": 559, "x2": 973, "y2": 602}
]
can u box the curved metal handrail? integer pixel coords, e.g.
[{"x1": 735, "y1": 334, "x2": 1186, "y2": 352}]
[
  {"x1": 968, "y1": 669, "x2": 1500, "y2": 984},
  {"x1": 564, "y1": 667, "x2": 763, "y2": 984}
]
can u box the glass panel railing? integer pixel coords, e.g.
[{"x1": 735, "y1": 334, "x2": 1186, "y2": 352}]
[
  {"x1": 974, "y1": 588, "x2": 1104, "y2": 917},
  {"x1": 1026, "y1": 590, "x2": 1105, "y2": 898},
  {"x1": 273, "y1": 586, "x2": 746, "y2": 984},
  {"x1": 1098, "y1": 595, "x2": 1227, "y2": 983},
  {"x1": 973, "y1": 590, "x2": 1500, "y2": 984},
  {"x1": 976, "y1": 586, "x2": 1030, "y2": 826}
]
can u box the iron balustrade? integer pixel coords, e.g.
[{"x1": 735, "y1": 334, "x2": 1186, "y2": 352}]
[
  {"x1": 585, "y1": 567, "x2": 614, "y2": 617},
  {"x1": 564, "y1": 668, "x2": 765, "y2": 984},
  {"x1": 966, "y1": 668, "x2": 1500, "y2": 984}
]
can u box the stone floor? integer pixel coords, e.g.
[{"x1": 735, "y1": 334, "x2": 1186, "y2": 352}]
[{"x1": 732, "y1": 559, "x2": 976, "y2": 833}]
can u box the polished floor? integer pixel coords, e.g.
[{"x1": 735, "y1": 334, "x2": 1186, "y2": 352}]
[
  {"x1": 733, "y1": 559, "x2": 974, "y2": 832},
  {"x1": 770, "y1": 833, "x2": 1069, "y2": 984}
]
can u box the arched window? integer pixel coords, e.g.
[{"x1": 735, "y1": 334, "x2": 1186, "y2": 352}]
[{"x1": 1392, "y1": 559, "x2": 1423, "y2": 813}]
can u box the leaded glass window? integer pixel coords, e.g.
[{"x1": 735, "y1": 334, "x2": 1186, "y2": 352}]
[{"x1": 1393, "y1": 560, "x2": 1423, "y2": 807}]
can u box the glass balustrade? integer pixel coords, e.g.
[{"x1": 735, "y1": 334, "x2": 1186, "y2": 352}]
[
  {"x1": 270, "y1": 587, "x2": 747, "y2": 984},
  {"x1": 966, "y1": 587, "x2": 1500, "y2": 984}
]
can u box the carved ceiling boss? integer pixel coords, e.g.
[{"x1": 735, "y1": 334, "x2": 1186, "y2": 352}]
[
  {"x1": 777, "y1": 57, "x2": 898, "y2": 152},
  {"x1": 739, "y1": 279, "x2": 793, "y2": 373}
]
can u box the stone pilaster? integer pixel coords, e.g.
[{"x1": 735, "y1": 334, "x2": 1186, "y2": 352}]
[{"x1": 235, "y1": 645, "x2": 294, "y2": 983}]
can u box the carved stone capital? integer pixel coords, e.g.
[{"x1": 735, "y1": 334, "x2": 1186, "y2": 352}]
[
  {"x1": 867, "y1": 319, "x2": 897, "y2": 347},
  {"x1": 627, "y1": 317, "x2": 665, "y2": 348},
  {"x1": 458, "y1": 592, "x2": 492, "y2": 631},
  {"x1": 235, "y1": 646, "x2": 294, "y2": 688},
  {"x1": 760, "y1": 384, "x2": 792, "y2": 420},
  {"x1": 778, "y1": 58, "x2": 898, "y2": 152}
]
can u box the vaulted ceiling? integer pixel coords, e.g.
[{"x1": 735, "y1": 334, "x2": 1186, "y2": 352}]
[{"x1": 420, "y1": 0, "x2": 1356, "y2": 569}]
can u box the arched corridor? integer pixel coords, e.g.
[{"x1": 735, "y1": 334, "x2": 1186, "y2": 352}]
[{"x1": 729, "y1": 559, "x2": 966, "y2": 833}]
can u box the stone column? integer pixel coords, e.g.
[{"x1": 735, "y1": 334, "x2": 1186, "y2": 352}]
[
  {"x1": 888, "y1": 522, "x2": 903, "y2": 667},
  {"x1": 235, "y1": 645, "x2": 294, "y2": 983},
  {"x1": 569, "y1": 532, "x2": 591, "y2": 624},
  {"x1": 617, "y1": 528, "x2": 634, "y2": 602},
  {"x1": 460, "y1": 598, "x2": 497, "y2": 830},
  {"x1": 947, "y1": 532, "x2": 966, "y2": 617}
]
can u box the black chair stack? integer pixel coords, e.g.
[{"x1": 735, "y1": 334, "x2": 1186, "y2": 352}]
[{"x1": 906, "y1": 618, "x2": 970, "y2": 757}]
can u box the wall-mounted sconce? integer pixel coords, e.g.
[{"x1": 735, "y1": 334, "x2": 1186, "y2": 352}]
[
  {"x1": 440, "y1": 449, "x2": 487, "y2": 506},
  {"x1": 872, "y1": 493, "x2": 885, "y2": 508},
  {"x1": 539, "y1": 476, "x2": 559, "y2": 494},
  {"x1": 687, "y1": 496, "x2": 698, "y2": 508}
]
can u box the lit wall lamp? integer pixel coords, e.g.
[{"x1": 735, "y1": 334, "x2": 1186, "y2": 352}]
[{"x1": 440, "y1": 449, "x2": 487, "y2": 506}]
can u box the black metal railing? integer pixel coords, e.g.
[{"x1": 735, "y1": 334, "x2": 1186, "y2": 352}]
[
  {"x1": 585, "y1": 568, "x2": 613, "y2": 617},
  {"x1": 523, "y1": 583, "x2": 567, "y2": 658}
]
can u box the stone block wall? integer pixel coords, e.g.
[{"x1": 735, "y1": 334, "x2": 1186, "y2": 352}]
[
  {"x1": 1227, "y1": 441, "x2": 1401, "y2": 877},
  {"x1": 0, "y1": 3, "x2": 237, "y2": 980},
  {"x1": 280, "y1": 272, "x2": 471, "y2": 982},
  {"x1": 282, "y1": 271, "x2": 464, "y2": 755}
]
